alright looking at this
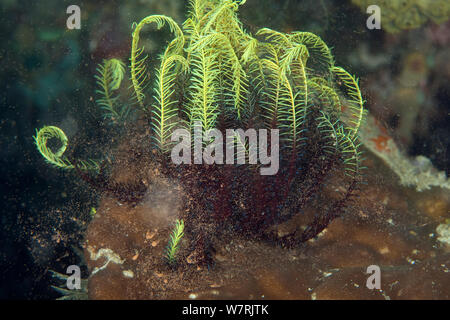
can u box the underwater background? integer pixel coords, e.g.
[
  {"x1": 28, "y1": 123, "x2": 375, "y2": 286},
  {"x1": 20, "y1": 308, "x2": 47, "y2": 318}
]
[{"x1": 0, "y1": 0, "x2": 449, "y2": 299}]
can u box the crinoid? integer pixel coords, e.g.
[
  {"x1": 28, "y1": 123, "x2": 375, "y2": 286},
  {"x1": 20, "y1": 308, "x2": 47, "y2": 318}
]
[{"x1": 35, "y1": 0, "x2": 366, "y2": 265}]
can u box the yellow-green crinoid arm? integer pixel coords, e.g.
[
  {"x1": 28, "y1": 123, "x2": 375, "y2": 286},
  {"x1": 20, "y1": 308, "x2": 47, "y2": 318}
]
[
  {"x1": 151, "y1": 54, "x2": 189, "y2": 153},
  {"x1": 331, "y1": 66, "x2": 366, "y2": 138},
  {"x1": 165, "y1": 219, "x2": 185, "y2": 265},
  {"x1": 130, "y1": 15, "x2": 185, "y2": 109},
  {"x1": 192, "y1": 32, "x2": 249, "y2": 120},
  {"x1": 33, "y1": 126, "x2": 99, "y2": 171},
  {"x1": 95, "y1": 58, "x2": 127, "y2": 121},
  {"x1": 288, "y1": 32, "x2": 334, "y2": 73}
]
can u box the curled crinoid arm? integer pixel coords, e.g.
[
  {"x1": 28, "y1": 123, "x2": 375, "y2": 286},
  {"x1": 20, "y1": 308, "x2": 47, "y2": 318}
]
[
  {"x1": 130, "y1": 15, "x2": 185, "y2": 110},
  {"x1": 34, "y1": 126, "x2": 100, "y2": 171},
  {"x1": 256, "y1": 27, "x2": 292, "y2": 50},
  {"x1": 288, "y1": 31, "x2": 335, "y2": 73}
]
